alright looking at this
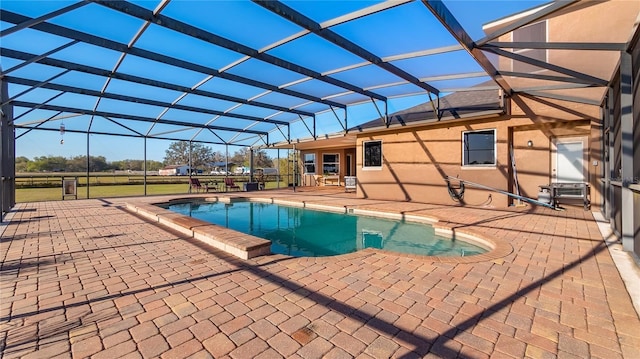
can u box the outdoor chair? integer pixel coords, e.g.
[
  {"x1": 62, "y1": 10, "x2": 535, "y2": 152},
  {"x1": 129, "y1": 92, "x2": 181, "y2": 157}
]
[
  {"x1": 206, "y1": 180, "x2": 219, "y2": 192},
  {"x1": 189, "y1": 178, "x2": 205, "y2": 193},
  {"x1": 256, "y1": 174, "x2": 266, "y2": 190},
  {"x1": 224, "y1": 177, "x2": 240, "y2": 191}
]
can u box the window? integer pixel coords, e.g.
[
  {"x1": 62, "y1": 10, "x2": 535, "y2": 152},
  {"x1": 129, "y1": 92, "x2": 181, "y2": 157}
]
[
  {"x1": 303, "y1": 153, "x2": 316, "y2": 174},
  {"x1": 322, "y1": 154, "x2": 339, "y2": 175},
  {"x1": 512, "y1": 21, "x2": 547, "y2": 73},
  {"x1": 363, "y1": 141, "x2": 382, "y2": 168},
  {"x1": 463, "y1": 129, "x2": 496, "y2": 166}
]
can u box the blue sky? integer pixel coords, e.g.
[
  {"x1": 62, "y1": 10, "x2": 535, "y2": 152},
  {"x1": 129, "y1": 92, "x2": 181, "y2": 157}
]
[{"x1": 3, "y1": 0, "x2": 548, "y2": 162}]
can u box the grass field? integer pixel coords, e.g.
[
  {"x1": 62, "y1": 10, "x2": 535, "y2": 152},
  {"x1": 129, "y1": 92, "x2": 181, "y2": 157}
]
[
  {"x1": 16, "y1": 173, "x2": 223, "y2": 187},
  {"x1": 16, "y1": 184, "x2": 189, "y2": 202},
  {"x1": 16, "y1": 179, "x2": 289, "y2": 202}
]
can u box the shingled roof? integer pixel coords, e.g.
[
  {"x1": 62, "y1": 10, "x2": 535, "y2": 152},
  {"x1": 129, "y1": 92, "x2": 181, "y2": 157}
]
[{"x1": 350, "y1": 88, "x2": 504, "y2": 132}]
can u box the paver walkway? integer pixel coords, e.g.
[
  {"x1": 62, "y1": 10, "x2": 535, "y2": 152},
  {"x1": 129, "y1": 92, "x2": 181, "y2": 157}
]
[{"x1": 1, "y1": 189, "x2": 639, "y2": 358}]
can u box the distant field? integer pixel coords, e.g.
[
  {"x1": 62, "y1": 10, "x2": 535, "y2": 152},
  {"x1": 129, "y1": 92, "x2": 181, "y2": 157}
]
[
  {"x1": 15, "y1": 173, "x2": 289, "y2": 202},
  {"x1": 16, "y1": 173, "x2": 217, "y2": 187},
  {"x1": 16, "y1": 184, "x2": 190, "y2": 202}
]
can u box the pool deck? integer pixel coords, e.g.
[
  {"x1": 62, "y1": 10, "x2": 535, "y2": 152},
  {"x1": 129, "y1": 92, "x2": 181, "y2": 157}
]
[{"x1": 1, "y1": 188, "x2": 639, "y2": 358}]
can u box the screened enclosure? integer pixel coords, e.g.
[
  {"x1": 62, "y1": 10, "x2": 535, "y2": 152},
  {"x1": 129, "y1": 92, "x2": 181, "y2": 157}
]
[{"x1": 1, "y1": 0, "x2": 639, "y2": 256}]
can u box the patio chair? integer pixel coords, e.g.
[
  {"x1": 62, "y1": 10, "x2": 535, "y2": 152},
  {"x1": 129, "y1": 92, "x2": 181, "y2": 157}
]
[
  {"x1": 256, "y1": 174, "x2": 266, "y2": 190},
  {"x1": 206, "y1": 180, "x2": 220, "y2": 192},
  {"x1": 189, "y1": 178, "x2": 205, "y2": 193},
  {"x1": 224, "y1": 177, "x2": 240, "y2": 191}
]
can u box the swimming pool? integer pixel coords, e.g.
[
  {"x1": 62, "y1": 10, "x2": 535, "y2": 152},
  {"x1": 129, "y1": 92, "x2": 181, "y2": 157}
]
[{"x1": 164, "y1": 200, "x2": 487, "y2": 258}]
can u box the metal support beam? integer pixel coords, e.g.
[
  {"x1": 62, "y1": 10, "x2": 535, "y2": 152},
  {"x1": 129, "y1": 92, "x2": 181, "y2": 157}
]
[
  {"x1": 0, "y1": 10, "x2": 345, "y2": 110},
  {"x1": 12, "y1": 92, "x2": 66, "y2": 122},
  {"x1": 273, "y1": 124, "x2": 288, "y2": 145},
  {"x1": 15, "y1": 111, "x2": 62, "y2": 139},
  {"x1": 370, "y1": 99, "x2": 387, "y2": 127},
  {"x1": 476, "y1": 0, "x2": 579, "y2": 46},
  {"x1": 249, "y1": 148, "x2": 254, "y2": 182},
  {"x1": 14, "y1": 124, "x2": 236, "y2": 146},
  {"x1": 143, "y1": 137, "x2": 147, "y2": 196},
  {"x1": 250, "y1": 134, "x2": 270, "y2": 148},
  {"x1": 1, "y1": 50, "x2": 316, "y2": 118},
  {"x1": 483, "y1": 41, "x2": 627, "y2": 51},
  {"x1": 207, "y1": 128, "x2": 227, "y2": 145},
  {"x1": 3, "y1": 40, "x2": 79, "y2": 76},
  {"x1": 254, "y1": 0, "x2": 439, "y2": 95},
  {"x1": 428, "y1": 92, "x2": 439, "y2": 120},
  {"x1": 421, "y1": 0, "x2": 513, "y2": 95},
  {"x1": 520, "y1": 90, "x2": 602, "y2": 106},
  {"x1": 92, "y1": 1, "x2": 387, "y2": 102},
  {"x1": 344, "y1": 108, "x2": 348, "y2": 133},
  {"x1": 382, "y1": 44, "x2": 463, "y2": 62},
  {"x1": 485, "y1": 47, "x2": 609, "y2": 87},
  {"x1": 320, "y1": 0, "x2": 412, "y2": 28},
  {"x1": 2, "y1": 70, "x2": 70, "y2": 107},
  {"x1": 86, "y1": 116, "x2": 93, "y2": 199},
  {"x1": 150, "y1": 126, "x2": 198, "y2": 138},
  {"x1": 11, "y1": 101, "x2": 270, "y2": 136},
  {"x1": 0, "y1": 68, "x2": 16, "y2": 218},
  {"x1": 385, "y1": 101, "x2": 389, "y2": 127},
  {"x1": 499, "y1": 71, "x2": 602, "y2": 86},
  {"x1": 227, "y1": 122, "x2": 260, "y2": 145},
  {"x1": 619, "y1": 51, "x2": 635, "y2": 252},
  {"x1": 225, "y1": 145, "x2": 229, "y2": 178},
  {"x1": 5, "y1": 76, "x2": 290, "y2": 126},
  {"x1": 0, "y1": 0, "x2": 89, "y2": 37},
  {"x1": 298, "y1": 114, "x2": 315, "y2": 139},
  {"x1": 102, "y1": 116, "x2": 145, "y2": 137},
  {"x1": 329, "y1": 106, "x2": 346, "y2": 132},
  {"x1": 292, "y1": 144, "x2": 296, "y2": 192},
  {"x1": 188, "y1": 141, "x2": 193, "y2": 193},
  {"x1": 604, "y1": 88, "x2": 613, "y2": 220}
]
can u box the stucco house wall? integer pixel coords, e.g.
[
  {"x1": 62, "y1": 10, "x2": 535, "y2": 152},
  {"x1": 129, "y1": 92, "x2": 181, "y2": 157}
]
[
  {"x1": 348, "y1": 1, "x2": 634, "y2": 209},
  {"x1": 354, "y1": 96, "x2": 600, "y2": 208},
  {"x1": 290, "y1": 1, "x2": 635, "y2": 211},
  {"x1": 300, "y1": 148, "x2": 356, "y2": 186}
]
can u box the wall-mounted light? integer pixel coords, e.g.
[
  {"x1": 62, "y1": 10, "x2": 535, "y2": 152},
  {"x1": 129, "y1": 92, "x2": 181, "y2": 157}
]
[{"x1": 527, "y1": 140, "x2": 533, "y2": 147}]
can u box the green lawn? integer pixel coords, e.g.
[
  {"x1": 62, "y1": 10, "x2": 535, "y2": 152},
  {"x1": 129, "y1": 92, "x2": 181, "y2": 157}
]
[
  {"x1": 16, "y1": 181, "x2": 289, "y2": 202},
  {"x1": 16, "y1": 184, "x2": 192, "y2": 202}
]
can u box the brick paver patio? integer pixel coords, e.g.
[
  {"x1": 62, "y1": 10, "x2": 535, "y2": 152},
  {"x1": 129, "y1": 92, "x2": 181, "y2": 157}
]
[{"x1": 1, "y1": 189, "x2": 639, "y2": 358}]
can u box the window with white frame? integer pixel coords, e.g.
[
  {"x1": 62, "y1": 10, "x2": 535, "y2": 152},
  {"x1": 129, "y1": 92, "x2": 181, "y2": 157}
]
[
  {"x1": 322, "y1": 154, "x2": 339, "y2": 175},
  {"x1": 512, "y1": 21, "x2": 547, "y2": 73},
  {"x1": 363, "y1": 140, "x2": 382, "y2": 169},
  {"x1": 462, "y1": 129, "x2": 496, "y2": 166},
  {"x1": 303, "y1": 153, "x2": 316, "y2": 174}
]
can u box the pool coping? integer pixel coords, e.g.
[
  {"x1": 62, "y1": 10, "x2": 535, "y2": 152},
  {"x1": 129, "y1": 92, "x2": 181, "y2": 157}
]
[{"x1": 124, "y1": 195, "x2": 513, "y2": 263}]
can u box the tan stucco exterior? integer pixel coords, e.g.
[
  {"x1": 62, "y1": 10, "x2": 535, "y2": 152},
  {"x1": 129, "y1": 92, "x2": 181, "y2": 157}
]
[
  {"x1": 300, "y1": 148, "x2": 356, "y2": 186},
  {"x1": 290, "y1": 0, "x2": 638, "y2": 210},
  {"x1": 487, "y1": 0, "x2": 640, "y2": 104},
  {"x1": 351, "y1": 95, "x2": 599, "y2": 208},
  {"x1": 293, "y1": 95, "x2": 602, "y2": 209}
]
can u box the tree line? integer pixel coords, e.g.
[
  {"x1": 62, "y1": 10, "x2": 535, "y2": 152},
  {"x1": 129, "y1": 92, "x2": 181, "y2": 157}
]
[
  {"x1": 15, "y1": 156, "x2": 165, "y2": 173},
  {"x1": 163, "y1": 142, "x2": 274, "y2": 170},
  {"x1": 16, "y1": 141, "x2": 275, "y2": 173}
]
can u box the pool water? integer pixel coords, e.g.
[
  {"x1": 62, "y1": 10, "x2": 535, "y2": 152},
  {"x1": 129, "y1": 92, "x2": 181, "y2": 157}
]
[{"x1": 165, "y1": 201, "x2": 487, "y2": 258}]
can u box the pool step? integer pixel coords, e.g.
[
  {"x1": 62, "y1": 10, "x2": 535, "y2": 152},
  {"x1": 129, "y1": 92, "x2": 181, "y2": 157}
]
[{"x1": 125, "y1": 201, "x2": 271, "y2": 260}]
